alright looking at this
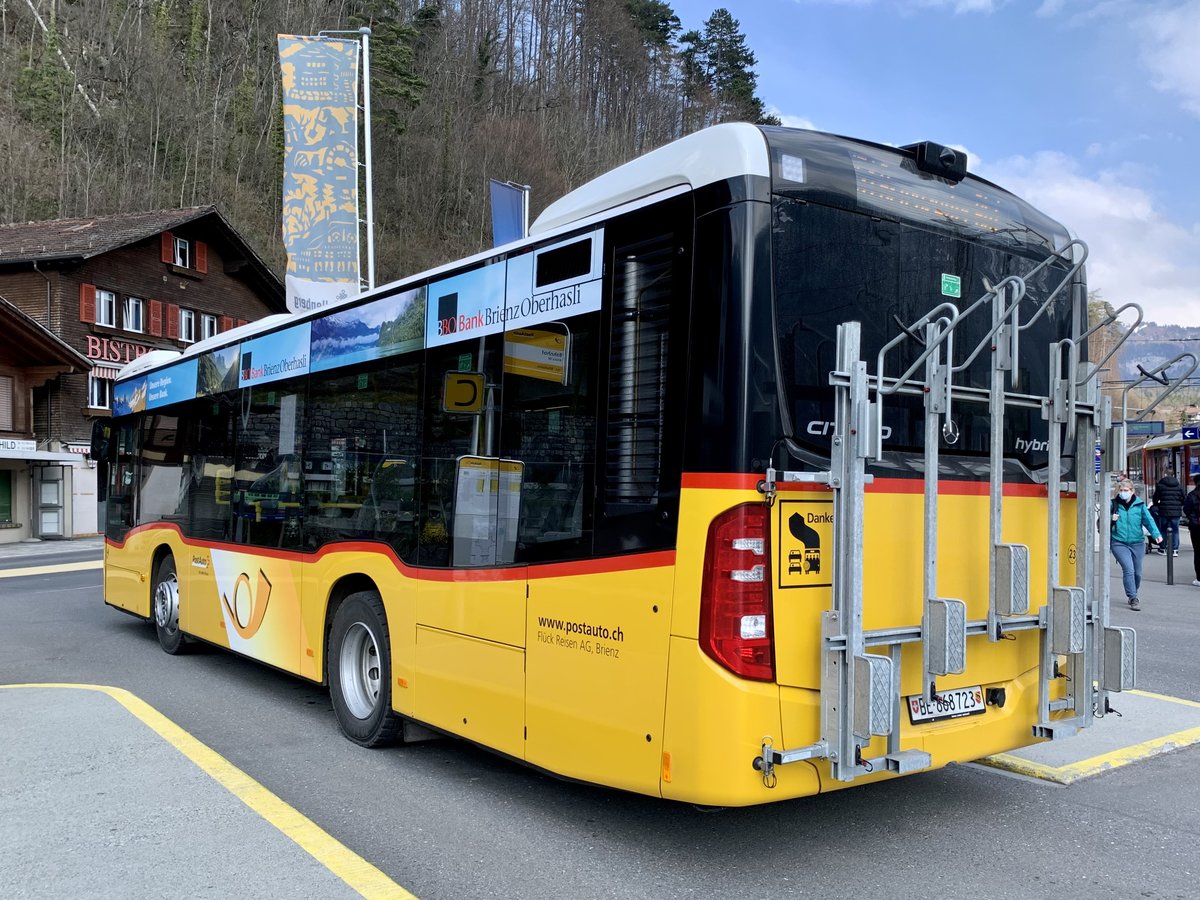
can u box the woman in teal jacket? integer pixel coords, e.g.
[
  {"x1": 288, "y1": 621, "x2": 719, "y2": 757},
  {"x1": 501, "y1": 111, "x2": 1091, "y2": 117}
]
[{"x1": 1111, "y1": 478, "x2": 1163, "y2": 610}]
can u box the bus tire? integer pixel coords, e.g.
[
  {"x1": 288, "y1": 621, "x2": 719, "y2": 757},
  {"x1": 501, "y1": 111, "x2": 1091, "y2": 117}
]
[
  {"x1": 152, "y1": 554, "x2": 188, "y2": 655},
  {"x1": 329, "y1": 591, "x2": 402, "y2": 747}
]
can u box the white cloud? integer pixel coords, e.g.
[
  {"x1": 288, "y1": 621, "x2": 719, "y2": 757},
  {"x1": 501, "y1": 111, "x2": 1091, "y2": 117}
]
[
  {"x1": 771, "y1": 108, "x2": 818, "y2": 130},
  {"x1": 978, "y1": 151, "x2": 1200, "y2": 325},
  {"x1": 1137, "y1": 1, "x2": 1200, "y2": 117}
]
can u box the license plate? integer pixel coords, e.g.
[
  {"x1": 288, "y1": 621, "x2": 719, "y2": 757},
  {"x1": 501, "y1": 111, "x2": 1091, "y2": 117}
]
[{"x1": 907, "y1": 685, "x2": 986, "y2": 724}]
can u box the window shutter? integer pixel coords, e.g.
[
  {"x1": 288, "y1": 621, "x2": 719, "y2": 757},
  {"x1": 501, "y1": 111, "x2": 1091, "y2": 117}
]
[
  {"x1": 79, "y1": 283, "x2": 97, "y2": 323},
  {"x1": 0, "y1": 374, "x2": 13, "y2": 431},
  {"x1": 196, "y1": 241, "x2": 209, "y2": 273},
  {"x1": 161, "y1": 232, "x2": 174, "y2": 264},
  {"x1": 219, "y1": 315, "x2": 233, "y2": 332},
  {"x1": 149, "y1": 299, "x2": 163, "y2": 336},
  {"x1": 167, "y1": 304, "x2": 180, "y2": 339}
]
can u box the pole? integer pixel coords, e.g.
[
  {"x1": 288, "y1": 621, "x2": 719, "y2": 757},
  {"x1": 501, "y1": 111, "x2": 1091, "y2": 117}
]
[
  {"x1": 521, "y1": 184, "x2": 530, "y2": 239},
  {"x1": 360, "y1": 27, "x2": 375, "y2": 290}
]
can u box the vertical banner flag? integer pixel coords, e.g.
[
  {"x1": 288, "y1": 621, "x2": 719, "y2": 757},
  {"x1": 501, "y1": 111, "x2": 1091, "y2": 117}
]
[
  {"x1": 489, "y1": 179, "x2": 526, "y2": 248},
  {"x1": 278, "y1": 35, "x2": 361, "y2": 314}
]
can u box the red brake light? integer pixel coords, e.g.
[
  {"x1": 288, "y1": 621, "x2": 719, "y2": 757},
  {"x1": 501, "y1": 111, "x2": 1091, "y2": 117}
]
[{"x1": 699, "y1": 502, "x2": 774, "y2": 681}]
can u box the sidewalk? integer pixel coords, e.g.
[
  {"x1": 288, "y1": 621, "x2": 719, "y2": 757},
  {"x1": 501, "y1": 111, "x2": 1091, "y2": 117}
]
[
  {"x1": 0, "y1": 535, "x2": 103, "y2": 561},
  {"x1": 0, "y1": 685, "x2": 399, "y2": 898},
  {"x1": 980, "y1": 542, "x2": 1200, "y2": 782}
]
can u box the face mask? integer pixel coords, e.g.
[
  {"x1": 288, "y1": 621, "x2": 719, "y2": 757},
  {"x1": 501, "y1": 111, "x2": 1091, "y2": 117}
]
[{"x1": 1119, "y1": 490, "x2": 1132, "y2": 501}]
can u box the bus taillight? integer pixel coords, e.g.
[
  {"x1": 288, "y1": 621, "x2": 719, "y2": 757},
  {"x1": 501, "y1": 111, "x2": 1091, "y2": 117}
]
[{"x1": 699, "y1": 503, "x2": 774, "y2": 682}]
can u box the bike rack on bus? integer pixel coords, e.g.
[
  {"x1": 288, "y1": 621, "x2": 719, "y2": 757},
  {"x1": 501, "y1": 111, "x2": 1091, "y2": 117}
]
[{"x1": 756, "y1": 239, "x2": 1175, "y2": 786}]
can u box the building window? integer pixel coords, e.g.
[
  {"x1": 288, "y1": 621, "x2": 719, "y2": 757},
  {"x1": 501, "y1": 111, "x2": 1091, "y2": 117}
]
[
  {"x1": 201, "y1": 314, "x2": 218, "y2": 340},
  {"x1": 174, "y1": 237, "x2": 191, "y2": 268},
  {"x1": 0, "y1": 470, "x2": 12, "y2": 524},
  {"x1": 124, "y1": 297, "x2": 145, "y2": 333},
  {"x1": 180, "y1": 309, "x2": 195, "y2": 343},
  {"x1": 0, "y1": 374, "x2": 13, "y2": 430},
  {"x1": 96, "y1": 289, "x2": 117, "y2": 327},
  {"x1": 88, "y1": 375, "x2": 112, "y2": 411}
]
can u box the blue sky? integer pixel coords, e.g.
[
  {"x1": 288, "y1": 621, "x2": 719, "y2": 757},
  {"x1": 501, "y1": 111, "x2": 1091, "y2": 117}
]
[{"x1": 671, "y1": 0, "x2": 1200, "y2": 326}]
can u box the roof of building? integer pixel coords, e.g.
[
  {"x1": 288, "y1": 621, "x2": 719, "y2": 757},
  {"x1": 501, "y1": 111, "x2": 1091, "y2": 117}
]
[
  {"x1": 0, "y1": 295, "x2": 91, "y2": 373},
  {"x1": 0, "y1": 206, "x2": 285, "y2": 311}
]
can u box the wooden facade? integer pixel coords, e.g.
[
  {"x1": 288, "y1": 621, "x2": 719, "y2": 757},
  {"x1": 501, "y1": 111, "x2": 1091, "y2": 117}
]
[{"x1": 0, "y1": 207, "x2": 284, "y2": 538}]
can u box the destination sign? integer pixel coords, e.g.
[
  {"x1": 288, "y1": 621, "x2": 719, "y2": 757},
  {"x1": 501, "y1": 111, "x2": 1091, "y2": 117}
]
[{"x1": 1127, "y1": 421, "x2": 1166, "y2": 437}]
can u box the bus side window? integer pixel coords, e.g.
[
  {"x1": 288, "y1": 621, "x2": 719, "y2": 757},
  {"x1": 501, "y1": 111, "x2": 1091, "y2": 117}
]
[
  {"x1": 593, "y1": 197, "x2": 692, "y2": 555},
  {"x1": 305, "y1": 360, "x2": 422, "y2": 561},
  {"x1": 418, "y1": 342, "x2": 494, "y2": 566},
  {"x1": 232, "y1": 383, "x2": 305, "y2": 549},
  {"x1": 501, "y1": 312, "x2": 599, "y2": 563},
  {"x1": 136, "y1": 414, "x2": 188, "y2": 528},
  {"x1": 186, "y1": 396, "x2": 236, "y2": 542}
]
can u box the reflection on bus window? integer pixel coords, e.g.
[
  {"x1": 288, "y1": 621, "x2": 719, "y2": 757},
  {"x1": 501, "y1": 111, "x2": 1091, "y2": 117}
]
[
  {"x1": 306, "y1": 360, "x2": 422, "y2": 560},
  {"x1": 232, "y1": 384, "x2": 305, "y2": 548},
  {"x1": 136, "y1": 415, "x2": 188, "y2": 528},
  {"x1": 501, "y1": 312, "x2": 599, "y2": 563}
]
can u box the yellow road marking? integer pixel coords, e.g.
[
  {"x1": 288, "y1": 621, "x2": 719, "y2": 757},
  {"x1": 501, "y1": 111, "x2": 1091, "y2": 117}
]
[
  {"x1": 0, "y1": 561, "x2": 103, "y2": 579},
  {"x1": 1128, "y1": 687, "x2": 1200, "y2": 708},
  {"x1": 983, "y1": 690, "x2": 1200, "y2": 784},
  {"x1": 0, "y1": 683, "x2": 416, "y2": 899}
]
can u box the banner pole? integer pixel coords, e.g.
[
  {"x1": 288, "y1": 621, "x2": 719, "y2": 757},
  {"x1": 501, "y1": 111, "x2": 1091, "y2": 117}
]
[{"x1": 360, "y1": 27, "x2": 375, "y2": 291}]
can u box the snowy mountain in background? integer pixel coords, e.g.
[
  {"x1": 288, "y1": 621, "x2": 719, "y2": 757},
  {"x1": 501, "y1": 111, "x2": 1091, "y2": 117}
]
[{"x1": 1117, "y1": 323, "x2": 1200, "y2": 382}]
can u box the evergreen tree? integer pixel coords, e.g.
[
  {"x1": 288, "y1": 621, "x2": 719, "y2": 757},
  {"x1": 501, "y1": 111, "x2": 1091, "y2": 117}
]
[{"x1": 682, "y1": 8, "x2": 779, "y2": 128}]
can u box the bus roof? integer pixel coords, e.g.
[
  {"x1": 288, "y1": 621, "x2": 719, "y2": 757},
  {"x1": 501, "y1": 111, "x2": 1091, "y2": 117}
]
[
  {"x1": 112, "y1": 126, "x2": 762, "y2": 386},
  {"x1": 530, "y1": 123, "x2": 770, "y2": 236},
  {"x1": 113, "y1": 122, "x2": 1070, "y2": 388}
]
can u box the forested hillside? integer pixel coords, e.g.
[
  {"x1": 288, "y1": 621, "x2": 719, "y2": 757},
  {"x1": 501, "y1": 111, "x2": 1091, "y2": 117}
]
[{"x1": 0, "y1": 0, "x2": 775, "y2": 283}]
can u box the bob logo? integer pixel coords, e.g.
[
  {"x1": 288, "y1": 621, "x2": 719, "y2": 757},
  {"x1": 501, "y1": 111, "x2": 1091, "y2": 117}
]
[
  {"x1": 222, "y1": 569, "x2": 272, "y2": 639},
  {"x1": 437, "y1": 292, "x2": 458, "y2": 336}
]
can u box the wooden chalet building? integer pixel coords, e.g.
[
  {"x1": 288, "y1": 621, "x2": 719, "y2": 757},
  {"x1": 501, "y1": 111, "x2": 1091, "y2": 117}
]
[
  {"x1": 0, "y1": 206, "x2": 285, "y2": 540},
  {"x1": 0, "y1": 297, "x2": 91, "y2": 543}
]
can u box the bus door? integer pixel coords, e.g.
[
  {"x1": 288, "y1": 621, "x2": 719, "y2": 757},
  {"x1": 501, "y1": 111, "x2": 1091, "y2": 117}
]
[
  {"x1": 414, "y1": 330, "x2": 527, "y2": 759},
  {"x1": 104, "y1": 421, "x2": 145, "y2": 613}
]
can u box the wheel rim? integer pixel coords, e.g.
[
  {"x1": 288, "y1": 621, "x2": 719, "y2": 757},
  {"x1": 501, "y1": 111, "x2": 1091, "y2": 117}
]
[
  {"x1": 339, "y1": 622, "x2": 381, "y2": 719},
  {"x1": 154, "y1": 572, "x2": 179, "y2": 634}
]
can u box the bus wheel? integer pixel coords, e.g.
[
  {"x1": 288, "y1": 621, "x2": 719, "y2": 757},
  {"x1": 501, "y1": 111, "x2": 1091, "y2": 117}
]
[
  {"x1": 329, "y1": 591, "x2": 402, "y2": 747},
  {"x1": 152, "y1": 555, "x2": 188, "y2": 655}
]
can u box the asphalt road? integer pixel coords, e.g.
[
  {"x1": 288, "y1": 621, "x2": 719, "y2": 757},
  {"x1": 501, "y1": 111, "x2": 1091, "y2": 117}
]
[{"x1": 3, "y1": 543, "x2": 1200, "y2": 899}]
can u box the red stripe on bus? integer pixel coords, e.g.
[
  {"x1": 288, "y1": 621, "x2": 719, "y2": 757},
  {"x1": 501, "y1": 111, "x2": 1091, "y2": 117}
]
[
  {"x1": 867, "y1": 477, "x2": 1048, "y2": 497},
  {"x1": 525, "y1": 551, "x2": 676, "y2": 580},
  {"x1": 681, "y1": 472, "x2": 1049, "y2": 497},
  {"x1": 105, "y1": 523, "x2": 675, "y2": 581},
  {"x1": 681, "y1": 473, "x2": 760, "y2": 490}
]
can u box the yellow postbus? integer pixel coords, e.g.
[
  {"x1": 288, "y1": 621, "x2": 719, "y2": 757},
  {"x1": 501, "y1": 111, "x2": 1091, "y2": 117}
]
[{"x1": 95, "y1": 123, "x2": 1138, "y2": 806}]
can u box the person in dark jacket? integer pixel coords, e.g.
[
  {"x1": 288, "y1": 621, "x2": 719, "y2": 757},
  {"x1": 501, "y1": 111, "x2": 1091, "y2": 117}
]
[
  {"x1": 1111, "y1": 478, "x2": 1162, "y2": 610},
  {"x1": 1153, "y1": 468, "x2": 1187, "y2": 556},
  {"x1": 1185, "y1": 473, "x2": 1200, "y2": 587}
]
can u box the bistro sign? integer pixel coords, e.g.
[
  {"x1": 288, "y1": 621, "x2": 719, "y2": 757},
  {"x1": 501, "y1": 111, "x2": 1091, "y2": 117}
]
[{"x1": 86, "y1": 336, "x2": 154, "y2": 364}]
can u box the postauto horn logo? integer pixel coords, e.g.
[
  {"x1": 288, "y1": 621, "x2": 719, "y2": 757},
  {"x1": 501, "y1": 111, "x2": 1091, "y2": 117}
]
[{"x1": 437, "y1": 292, "x2": 458, "y2": 336}]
